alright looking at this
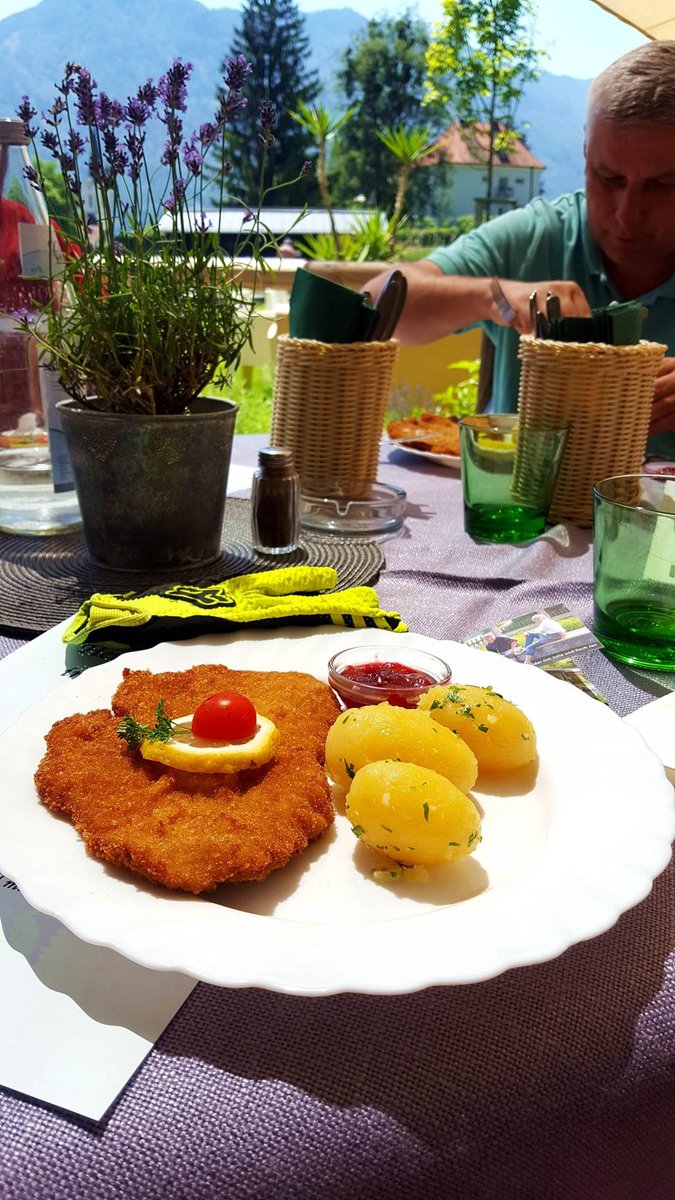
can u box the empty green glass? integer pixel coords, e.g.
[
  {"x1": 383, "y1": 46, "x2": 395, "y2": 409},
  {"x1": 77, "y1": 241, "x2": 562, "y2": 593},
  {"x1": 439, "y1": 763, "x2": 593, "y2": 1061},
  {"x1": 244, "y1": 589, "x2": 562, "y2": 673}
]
[
  {"x1": 459, "y1": 415, "x2": 569, "y2": 543},
  {"x1": 593, "y1": 475, "x2": 675, "y2": 671}
]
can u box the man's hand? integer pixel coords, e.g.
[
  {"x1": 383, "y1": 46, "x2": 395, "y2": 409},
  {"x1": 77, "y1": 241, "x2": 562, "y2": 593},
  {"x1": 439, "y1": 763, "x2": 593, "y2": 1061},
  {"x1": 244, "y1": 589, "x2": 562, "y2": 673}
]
[
  {"x1": 651, "y1": 356, "x2": 675, "y2": 435},
  {"x1": 491, "y1": 279, "x2": 592, "y2": 333},
  {"x1": 361, "y1": 265, "x2": 594, "y2": 346}
]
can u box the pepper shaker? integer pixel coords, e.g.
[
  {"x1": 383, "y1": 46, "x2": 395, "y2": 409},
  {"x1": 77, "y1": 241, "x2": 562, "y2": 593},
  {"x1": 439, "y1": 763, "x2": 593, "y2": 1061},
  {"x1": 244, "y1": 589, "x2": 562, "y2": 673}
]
[{"x1": 251, "y1": 446, "x2": 300, "y2": 554}]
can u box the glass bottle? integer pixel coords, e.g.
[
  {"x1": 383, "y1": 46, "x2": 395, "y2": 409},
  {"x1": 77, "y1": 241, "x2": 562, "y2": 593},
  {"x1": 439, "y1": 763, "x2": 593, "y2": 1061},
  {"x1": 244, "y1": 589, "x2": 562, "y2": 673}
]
[
  {"x1": 251, "y1": 446, "x2": 300, "y2": 554},
  {"x1": 0, "y1": 117, "x2": 80, "y2": 535}
]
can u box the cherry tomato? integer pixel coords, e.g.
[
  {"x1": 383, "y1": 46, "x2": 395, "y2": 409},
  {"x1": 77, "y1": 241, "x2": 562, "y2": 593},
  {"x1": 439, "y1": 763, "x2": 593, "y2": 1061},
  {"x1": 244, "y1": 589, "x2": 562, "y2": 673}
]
[{"x1": 191, "y1": 692, "x2": 257, "y2": 742}]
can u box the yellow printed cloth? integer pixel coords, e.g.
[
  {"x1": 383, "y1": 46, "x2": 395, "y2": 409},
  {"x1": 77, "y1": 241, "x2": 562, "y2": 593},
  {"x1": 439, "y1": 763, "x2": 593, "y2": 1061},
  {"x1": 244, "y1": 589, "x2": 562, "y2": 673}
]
[{"x1": 63, "y1": 566, "x2": 407, "y2": 651}]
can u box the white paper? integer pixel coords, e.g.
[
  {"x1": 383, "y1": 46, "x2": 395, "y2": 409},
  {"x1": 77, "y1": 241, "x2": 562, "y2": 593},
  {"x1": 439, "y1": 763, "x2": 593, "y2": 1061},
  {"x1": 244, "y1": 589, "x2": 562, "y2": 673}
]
[
  {"x1": 624, "y1": 692, "x2": 675, "y2": 783},
  {"x1": 227, "y1": 463, "x2": 255, "y2": 495},
  {"x1": 0, "y1": 873, "x2": 194, "y2": 1120},
  {"x1": 0, "y1": 627, "x2": 195, "y2": 1120}
]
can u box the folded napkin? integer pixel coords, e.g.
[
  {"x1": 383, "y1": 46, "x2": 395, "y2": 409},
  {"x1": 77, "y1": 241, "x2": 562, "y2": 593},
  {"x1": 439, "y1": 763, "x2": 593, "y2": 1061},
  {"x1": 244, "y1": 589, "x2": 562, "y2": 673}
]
[
  {"x1": 646, "y1": 431, "x2": 675, "y2": 462},
  {"x1": 549, "y1": 300, "x2": 646, "y2": 345},
  {"x1": 63, "y1": 566, "x2": 407, "y2": 652},
  {"x1": 289, "y1": 268, "x2": 376, "y2": 342}
]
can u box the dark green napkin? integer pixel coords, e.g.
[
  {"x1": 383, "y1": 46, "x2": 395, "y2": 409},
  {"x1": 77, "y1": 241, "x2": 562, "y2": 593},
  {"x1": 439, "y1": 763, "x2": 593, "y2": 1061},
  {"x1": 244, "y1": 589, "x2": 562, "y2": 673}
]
[
  {"x1": 289, "y1": 267, "x2": 376, "y2": 342},
  {"x1": 549, "y1": 301, "x2": 646, "y2": 345},
  {"x1": 646, "y1": 431, "x2": 675, "y2": 461}
]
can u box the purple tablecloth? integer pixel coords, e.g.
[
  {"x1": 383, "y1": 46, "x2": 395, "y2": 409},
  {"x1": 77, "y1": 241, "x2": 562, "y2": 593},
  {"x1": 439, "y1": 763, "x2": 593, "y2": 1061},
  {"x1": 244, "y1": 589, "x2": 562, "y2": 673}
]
[{"x1": 1, "y1": 435, "x2": 674, "y2": 1200}]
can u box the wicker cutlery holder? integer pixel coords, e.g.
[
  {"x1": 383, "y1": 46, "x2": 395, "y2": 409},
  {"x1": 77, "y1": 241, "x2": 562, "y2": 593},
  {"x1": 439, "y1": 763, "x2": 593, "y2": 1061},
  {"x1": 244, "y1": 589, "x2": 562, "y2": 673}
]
[
  {"x1": 271, "y1": 336, "x2": 399, "y2": 497},
  {"x1": 516, "y1": 336, "x2": 666, "y2": 526}
]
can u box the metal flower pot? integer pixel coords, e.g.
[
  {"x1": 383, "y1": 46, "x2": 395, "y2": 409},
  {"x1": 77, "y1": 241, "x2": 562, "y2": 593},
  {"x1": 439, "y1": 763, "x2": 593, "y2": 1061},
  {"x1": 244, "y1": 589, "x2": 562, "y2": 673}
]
[{"x1": 57, "y1": 396, "x2": 238, "y2": 570}]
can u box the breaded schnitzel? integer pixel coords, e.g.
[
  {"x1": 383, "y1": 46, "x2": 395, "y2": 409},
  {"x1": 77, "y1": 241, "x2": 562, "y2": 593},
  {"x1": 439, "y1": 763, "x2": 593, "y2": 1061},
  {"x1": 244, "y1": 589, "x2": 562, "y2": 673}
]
[
  {"x1": 34, "y1": 664, "x2": 340, "y2": 894},
  {"x1": 387, "y1": 412, "x2": 460, "y2": 456}
]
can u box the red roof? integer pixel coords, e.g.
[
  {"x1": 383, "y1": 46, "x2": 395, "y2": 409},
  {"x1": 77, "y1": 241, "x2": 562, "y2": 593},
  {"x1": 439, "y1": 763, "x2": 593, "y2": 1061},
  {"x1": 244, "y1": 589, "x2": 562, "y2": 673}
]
[{"x1": 421, "y1": 121, "x2": 545, "y2": 169}]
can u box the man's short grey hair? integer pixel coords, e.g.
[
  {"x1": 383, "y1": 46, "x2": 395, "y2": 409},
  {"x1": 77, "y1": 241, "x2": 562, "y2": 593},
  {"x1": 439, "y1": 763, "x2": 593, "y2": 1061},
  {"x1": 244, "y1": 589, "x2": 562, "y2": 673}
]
[{"x1": 588, "y1": 41, "x2": 675, "y2": 124}]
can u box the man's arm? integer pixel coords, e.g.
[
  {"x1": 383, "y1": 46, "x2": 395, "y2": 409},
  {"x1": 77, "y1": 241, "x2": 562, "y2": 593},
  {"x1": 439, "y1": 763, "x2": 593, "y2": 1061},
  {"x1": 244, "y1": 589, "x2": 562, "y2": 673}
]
[
  {"x1": 364, "y1": 261, "x2": 591, "y2": 345},
  {"x1": 651, "y1": 357, "x2": 675, "y2": 435}
]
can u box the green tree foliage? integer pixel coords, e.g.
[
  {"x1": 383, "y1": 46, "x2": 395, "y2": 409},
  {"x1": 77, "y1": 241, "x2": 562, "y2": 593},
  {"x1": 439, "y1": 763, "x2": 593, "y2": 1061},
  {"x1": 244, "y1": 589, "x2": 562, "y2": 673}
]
[
  {"x1": 290, "y1": 102, "x2": 355, "y2": 251},
  {"x1": 215, "y1": 0, "x2": 320, "y2": 207},
  {"x1": 425, "y1": 0, "x2": 543, "y2": 218},
  {"x1": 332, "y1": 12, "x2": 432, "y2": 214},
  {"x1": 378, "y1": 125, "x2": 439, "y2": 233},
  {"x1": 35, "y1": 158, "x2": 72, "y2": 232}
]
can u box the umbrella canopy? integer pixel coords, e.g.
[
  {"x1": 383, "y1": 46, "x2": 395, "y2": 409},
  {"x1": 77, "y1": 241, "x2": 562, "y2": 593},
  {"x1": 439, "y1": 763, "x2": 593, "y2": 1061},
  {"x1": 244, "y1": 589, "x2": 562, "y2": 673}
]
[{"x1": 591, "y1": 1, "x2": 675, "y2": 39}]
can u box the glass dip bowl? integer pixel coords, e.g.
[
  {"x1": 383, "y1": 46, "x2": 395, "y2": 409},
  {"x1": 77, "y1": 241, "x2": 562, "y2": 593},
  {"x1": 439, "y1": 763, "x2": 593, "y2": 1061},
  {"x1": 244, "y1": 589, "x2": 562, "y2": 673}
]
[{"x1": 327, "y1": 644, "x2": 452, "y2": 709}]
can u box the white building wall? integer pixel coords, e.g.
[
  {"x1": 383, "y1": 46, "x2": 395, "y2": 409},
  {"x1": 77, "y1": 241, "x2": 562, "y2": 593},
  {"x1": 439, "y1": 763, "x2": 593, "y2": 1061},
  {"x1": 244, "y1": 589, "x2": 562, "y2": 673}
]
[{"x1": 451, "y1": 164, "x2": 544, "y2": 219}]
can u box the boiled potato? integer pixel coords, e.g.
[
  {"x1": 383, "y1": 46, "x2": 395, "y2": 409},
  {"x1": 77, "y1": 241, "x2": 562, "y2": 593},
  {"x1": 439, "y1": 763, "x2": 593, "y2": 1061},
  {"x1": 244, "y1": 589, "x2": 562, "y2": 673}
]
[
  {"x1": 418, "y1": 683, "x2": 536, "y2": 773},
  {"x1": 346, "y1": 760, "x2": 482, "y2": 867},
  {"x1": 325, "y1": 702, "x2": 478, "y2": 793}
]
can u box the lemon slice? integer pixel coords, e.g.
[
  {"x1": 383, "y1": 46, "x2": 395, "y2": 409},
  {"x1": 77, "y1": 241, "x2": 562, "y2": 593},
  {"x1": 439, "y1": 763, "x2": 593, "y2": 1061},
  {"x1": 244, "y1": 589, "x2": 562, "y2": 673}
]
[
  {"x1": 477, "y1": 435, "x2": 514, "y2": 452},
  {"x1": 139, "y1": 713, "x2": 280, "y2": 774}
]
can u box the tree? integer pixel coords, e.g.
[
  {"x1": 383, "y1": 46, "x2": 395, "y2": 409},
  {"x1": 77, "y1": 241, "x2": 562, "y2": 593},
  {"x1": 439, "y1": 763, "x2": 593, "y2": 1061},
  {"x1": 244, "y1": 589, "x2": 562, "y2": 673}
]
[
  {"x1": 331, "y1": 12, "x2": 432, "y2": 213},
  {"x1": 35, "y1": 158, "x2": 72, "y2": 231},
  {"x1": 215, "y1": 0, "x2": 320, "y2": 208},
  {"x1": 378, "y1": 125, "x2": 440, "y2": 234},
  {"x1": 425, "y1": 0, "x2": 543, "y2": 220},
  {"x1": 290, "y1": 102, "x2": 355, "y2": 251}
]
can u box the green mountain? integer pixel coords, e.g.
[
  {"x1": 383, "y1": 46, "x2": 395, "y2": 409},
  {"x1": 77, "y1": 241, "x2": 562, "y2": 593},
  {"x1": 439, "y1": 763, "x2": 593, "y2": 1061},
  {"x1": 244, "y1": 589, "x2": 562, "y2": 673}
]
[{"x1": 0, "y1": 0, "x2": 589, "y2": 203}]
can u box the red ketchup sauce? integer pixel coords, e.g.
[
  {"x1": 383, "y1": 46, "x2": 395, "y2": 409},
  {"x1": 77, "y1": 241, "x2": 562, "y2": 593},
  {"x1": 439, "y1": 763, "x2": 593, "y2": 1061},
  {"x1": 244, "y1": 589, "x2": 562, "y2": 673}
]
[{"x1": 335, "y1": 660, "x2": 439, "y2": 708}]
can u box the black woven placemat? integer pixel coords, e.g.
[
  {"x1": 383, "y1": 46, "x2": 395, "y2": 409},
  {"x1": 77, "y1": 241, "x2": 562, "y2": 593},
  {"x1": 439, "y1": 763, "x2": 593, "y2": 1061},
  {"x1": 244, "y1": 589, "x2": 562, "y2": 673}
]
[{"x1": 0, "y1": 498, "x2": 384, "y2": 636}]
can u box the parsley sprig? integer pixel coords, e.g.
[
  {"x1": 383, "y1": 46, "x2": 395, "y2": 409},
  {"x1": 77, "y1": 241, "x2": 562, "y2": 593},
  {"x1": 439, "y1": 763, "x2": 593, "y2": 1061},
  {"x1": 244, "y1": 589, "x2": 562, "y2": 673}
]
[{"x1": 117, "y1": 700, "x2": 176, "y2": 751}]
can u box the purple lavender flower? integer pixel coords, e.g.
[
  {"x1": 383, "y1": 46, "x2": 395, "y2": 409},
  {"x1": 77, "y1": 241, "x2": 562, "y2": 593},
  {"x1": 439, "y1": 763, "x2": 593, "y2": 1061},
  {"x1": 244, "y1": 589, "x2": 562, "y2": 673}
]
[
  {"x1": 60, "y1": 63, "x2": 77, "y2": 95},
  {"x1": 126, "y1": 97, "x2": 150, "y2": 127},
  {"x1": 163, "y1": 178, "x2": 186, "y2": 214},
  {"x1": 73, "y1": 68, "x2": 97, "y2": 126},
  {"x1": 195, "y1": 210, "x2": 212, "y2": 235},
  {"x1": 198, "y1": 121, "x2": 219, "y2": 149},
  {"x1": 96, "y1": 93, "x2": 124, "y2": 128},
  {"x1": 259, "y1": 101, "x2": 277, "y2": 147},
  {"x1": 182, "y1": 135, "x2": 203, "y2": 177},
  {"x1": 243, "y1": 209, "x2": 254, "y2": 222},
  {"x1": 160, "y1": 111, "x2": 183, "y2": 166},
  {"x1": 137, "y1": 80, "x2": 158, "y2": 109},
  {"x1": 125, "y1": 130, "x2": 145, "y2": 183},
  {"x1": 102, "y1": 129, "x2": 128, "y2": 176},
  {"x1": 66, "y1": 129, "x2": 85, "y2": 156},
  {"x1": 158, "y1": 58, "x2": 193, "y2": 113},
  {"x1": 40, "y1": 130, "x2": 59, "y2": 155},
  {"x1": 10, "y1": 305, "x2": 37, "y2": 326},
  {"x1": 48, "y1": 97, "x2": 67, "y2": 118},
  {"x1": 224, "y1": 54, "x2": 252, "y2": 92},
  {"x1": 23, "y1": 164, "x2": 39, "y2": 187},
  {"x1": 218, "y1": 92, "x2": 247, "y2": 124},
  {"x1": 17, "y1": 96, "x2": 37, "y2": 138}
]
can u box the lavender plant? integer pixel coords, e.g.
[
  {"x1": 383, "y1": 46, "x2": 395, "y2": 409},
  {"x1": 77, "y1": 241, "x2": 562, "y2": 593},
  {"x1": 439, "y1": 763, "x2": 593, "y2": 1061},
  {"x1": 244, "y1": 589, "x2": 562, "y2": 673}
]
[{"x1": 17, "y1": 57, "x2": 294, "y2": 415}]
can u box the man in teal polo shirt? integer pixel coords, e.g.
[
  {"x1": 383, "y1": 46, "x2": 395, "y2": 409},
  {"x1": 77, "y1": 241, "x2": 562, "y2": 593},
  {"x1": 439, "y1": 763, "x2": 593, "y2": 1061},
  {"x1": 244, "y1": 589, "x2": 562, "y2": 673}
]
[{"x1": 366, "y1": 41, "x2": 675, "y2": 438}]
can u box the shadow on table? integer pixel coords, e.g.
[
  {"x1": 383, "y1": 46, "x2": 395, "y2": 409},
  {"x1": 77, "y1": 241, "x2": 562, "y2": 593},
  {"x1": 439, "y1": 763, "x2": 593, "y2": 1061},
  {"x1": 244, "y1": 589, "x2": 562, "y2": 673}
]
[{"x1": 157, "y1": 854, "x2": 675, "y2": 1200}]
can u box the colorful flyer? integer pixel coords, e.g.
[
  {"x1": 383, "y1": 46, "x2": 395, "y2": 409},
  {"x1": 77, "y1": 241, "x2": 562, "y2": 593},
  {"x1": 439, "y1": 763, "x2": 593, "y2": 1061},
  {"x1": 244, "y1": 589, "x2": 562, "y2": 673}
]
[{"x1": 463, "y1": 603, "x2": 599, "y2": 665}]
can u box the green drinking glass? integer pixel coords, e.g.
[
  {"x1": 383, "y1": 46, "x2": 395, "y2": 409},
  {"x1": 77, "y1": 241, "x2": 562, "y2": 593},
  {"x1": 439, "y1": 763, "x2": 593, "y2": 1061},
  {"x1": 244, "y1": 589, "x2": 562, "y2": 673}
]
[
  {"x1": 593, "y1": 474, "x2": 675, "y2": 671},
  {"x1": 459, "y1": 414, "x2": 569, "y2": 543}
]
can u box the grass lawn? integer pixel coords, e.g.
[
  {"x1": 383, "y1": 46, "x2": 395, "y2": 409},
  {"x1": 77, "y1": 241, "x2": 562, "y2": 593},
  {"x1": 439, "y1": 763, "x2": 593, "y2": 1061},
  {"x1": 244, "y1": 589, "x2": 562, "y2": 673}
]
[{"x1": 202, "y1": 365, "x2": 275, "y2": 434}]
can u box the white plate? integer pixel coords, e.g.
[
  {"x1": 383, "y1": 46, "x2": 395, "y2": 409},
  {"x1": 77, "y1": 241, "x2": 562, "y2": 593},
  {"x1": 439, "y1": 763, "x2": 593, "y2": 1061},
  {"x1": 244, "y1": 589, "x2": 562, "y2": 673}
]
[
  {"x1": 0, "y1": 628, "x2": 673, "y2": 996},
  {"x1": 396, "y1": 442, "x2": 460, "y2": 470}
]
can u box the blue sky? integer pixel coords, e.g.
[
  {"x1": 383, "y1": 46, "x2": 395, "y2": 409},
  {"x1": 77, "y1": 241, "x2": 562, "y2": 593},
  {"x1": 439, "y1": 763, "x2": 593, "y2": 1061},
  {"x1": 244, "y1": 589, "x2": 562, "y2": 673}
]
[{"x1": 0, "y1": 0, "x2": 648, "y2": 79}]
